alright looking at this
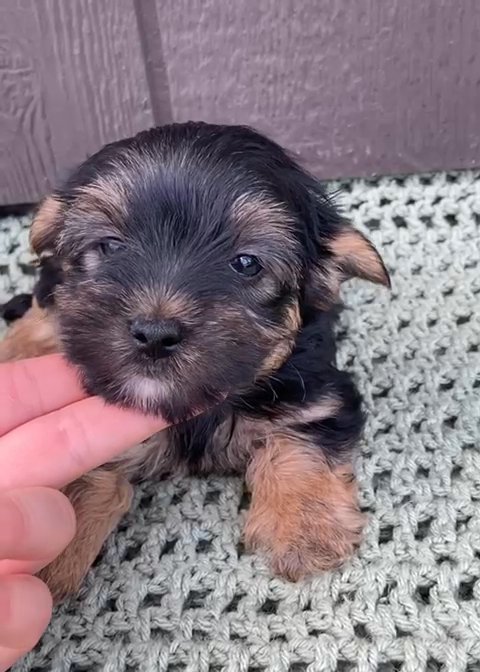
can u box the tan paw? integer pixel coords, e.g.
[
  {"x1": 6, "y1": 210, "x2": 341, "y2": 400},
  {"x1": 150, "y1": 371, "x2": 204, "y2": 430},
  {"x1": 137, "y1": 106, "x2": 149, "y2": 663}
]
[
  {"x1": 37, "y1": 469, "x2": 133, "y2": 603},
  {"x1": 245, "y1": 443, "x2": 365, "y2": 581},
  {"x1": 37, "y1": 551, "x2": 91, "y2": 604}
]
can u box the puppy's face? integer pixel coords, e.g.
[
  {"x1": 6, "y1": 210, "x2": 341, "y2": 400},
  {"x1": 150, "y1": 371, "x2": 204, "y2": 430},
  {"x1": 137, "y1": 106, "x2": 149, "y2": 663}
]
[{"x1": 31, "y1": 124, "x2": 389, "y2": 422}]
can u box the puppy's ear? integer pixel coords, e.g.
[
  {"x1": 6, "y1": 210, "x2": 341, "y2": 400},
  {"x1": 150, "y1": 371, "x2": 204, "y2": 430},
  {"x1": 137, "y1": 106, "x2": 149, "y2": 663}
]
[
  {"x1": 30, "y1": 195, "x2": 65, "y2": 308},
  {"x1": 306, "y1": 221, "x2": 390, "y2": 310},
  {"x1": 328, "y1": 225, "x2": 390, "y2": 288},
  {"x1": 299, "y1": 175, "x2": 390, "y2": 310},
  {"x1": 30, "y1": 194, "x2": 64, "y2": 257}
]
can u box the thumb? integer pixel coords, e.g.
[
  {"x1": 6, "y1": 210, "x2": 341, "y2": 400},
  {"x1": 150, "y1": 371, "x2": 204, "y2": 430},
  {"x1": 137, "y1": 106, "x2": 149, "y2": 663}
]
[{"x1": 0, "y1": 488, "x2": 75, "y2": 563}]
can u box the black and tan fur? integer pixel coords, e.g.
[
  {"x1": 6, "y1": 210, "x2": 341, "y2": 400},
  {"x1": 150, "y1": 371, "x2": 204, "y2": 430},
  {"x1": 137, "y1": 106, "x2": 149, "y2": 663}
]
[{"x1": 0, "y1": 123, "x2": 389, "y2": 601}]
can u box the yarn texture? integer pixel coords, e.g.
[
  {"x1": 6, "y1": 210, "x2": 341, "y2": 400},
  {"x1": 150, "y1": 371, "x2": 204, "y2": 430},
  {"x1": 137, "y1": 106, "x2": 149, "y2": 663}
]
[{"x1": 2, "y1": 171, "x2": 480, "y2": 672}]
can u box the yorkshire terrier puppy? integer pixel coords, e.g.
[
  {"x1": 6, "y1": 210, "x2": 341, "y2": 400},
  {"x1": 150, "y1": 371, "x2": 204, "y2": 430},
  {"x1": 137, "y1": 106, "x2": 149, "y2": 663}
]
[{"x1": 0, "y1": 123, "x2": 389, "y2": 602}]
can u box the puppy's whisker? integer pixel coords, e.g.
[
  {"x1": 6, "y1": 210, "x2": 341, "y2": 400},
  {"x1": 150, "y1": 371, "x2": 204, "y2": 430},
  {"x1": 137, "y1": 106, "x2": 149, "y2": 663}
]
[
  {"x1": 267, "y1": 374, "x2": 283, "y2": 386},
  {"x1": 265, "y1": 380, "x2": 278, "y2": 404},
  {"x1": 288, "y1": 363, "x2": 307, "y2": 403}
]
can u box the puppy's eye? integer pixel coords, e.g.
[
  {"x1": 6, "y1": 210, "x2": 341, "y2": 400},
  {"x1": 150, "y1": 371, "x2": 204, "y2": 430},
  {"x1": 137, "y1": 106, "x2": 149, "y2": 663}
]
[
  {"x1": 230, "y1": 254, "x2": 263, "y2": 277},
  {"x1": 96, "y1": 237, "x2": 125, "y2": 256}
]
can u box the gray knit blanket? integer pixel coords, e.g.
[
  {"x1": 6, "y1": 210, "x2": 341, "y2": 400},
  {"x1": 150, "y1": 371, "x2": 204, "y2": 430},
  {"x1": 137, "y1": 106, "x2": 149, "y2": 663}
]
[{"x1": 2, "y1": 171, "x2": 480, "y2": 672}]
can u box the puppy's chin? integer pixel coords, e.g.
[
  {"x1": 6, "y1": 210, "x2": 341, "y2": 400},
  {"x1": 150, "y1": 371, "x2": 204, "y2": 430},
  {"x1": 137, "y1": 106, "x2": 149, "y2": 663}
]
[{"x1": 79, "y1": 369, "x2": 225, "y2": 425}]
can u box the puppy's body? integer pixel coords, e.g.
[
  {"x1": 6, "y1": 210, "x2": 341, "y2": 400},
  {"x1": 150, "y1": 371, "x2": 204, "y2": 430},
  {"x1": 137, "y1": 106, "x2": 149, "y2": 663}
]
[{"x1": 1, "y1": 123, "x2": 389, "y2": 599}]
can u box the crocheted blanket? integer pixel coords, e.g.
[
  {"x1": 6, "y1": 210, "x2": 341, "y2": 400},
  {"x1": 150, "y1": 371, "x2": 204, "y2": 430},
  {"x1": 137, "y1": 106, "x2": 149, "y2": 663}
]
[{"x1": 2, "y1": 171, "x2": 480, "y2": 672}]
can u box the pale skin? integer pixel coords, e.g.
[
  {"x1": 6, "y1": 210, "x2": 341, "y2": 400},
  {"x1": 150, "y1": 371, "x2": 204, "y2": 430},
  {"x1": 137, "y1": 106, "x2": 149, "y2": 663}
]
[{"x1": 0, "y1": 354, "x2": 170, "y2": 671}]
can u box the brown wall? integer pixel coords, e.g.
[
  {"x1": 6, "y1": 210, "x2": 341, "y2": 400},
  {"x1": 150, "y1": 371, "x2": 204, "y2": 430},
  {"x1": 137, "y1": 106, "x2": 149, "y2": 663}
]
[{"x1": 1, "y1": 0, "x2": 479, "y2": 205}]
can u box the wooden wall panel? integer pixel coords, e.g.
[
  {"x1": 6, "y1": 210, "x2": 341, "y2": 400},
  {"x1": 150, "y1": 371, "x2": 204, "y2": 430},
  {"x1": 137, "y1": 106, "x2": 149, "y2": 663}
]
[
  {"x1": 155, "y1": 0, "x2": 480, "y2": 179},
  {"x1": 0, "y1": 0, "x2": 154, "y2": 204},
  {"x1": 1, "y1": 0, "x2": 480, "y2": 204}
]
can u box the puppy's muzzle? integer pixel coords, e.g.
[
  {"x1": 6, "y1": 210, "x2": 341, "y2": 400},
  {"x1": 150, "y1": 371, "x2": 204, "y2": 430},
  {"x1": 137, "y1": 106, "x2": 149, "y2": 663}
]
[{"x1": 129, "y1": 317, "x2": 183, "y2": 359}]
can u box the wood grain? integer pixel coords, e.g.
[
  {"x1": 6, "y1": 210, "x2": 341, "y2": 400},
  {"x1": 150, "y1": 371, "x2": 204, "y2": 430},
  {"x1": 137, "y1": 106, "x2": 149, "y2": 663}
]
[
  {"x1": 155, "y1": 0, "x2": 480, "y2": 179},
  {"x1": 0, "y1": 0, "x2": 154, "y2": 205},
  {"x1": 2, "y1": 0, "x2": 480, "y2": 204}
]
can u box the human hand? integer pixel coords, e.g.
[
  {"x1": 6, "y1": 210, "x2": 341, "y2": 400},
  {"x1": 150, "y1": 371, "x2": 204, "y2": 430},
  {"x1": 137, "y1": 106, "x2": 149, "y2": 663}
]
[
  {"x1": 0, "y1": 354, "x2": 169, "y2": 670},
  {"x1": 0, "y1": 487, "x2": 75, "y2": 670}
]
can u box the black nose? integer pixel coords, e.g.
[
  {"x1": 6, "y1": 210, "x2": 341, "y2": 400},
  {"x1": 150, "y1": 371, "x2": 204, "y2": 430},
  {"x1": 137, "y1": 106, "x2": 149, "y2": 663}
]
[{"x1": 130, "y1": 317, "x2": 183, "y2": 357}]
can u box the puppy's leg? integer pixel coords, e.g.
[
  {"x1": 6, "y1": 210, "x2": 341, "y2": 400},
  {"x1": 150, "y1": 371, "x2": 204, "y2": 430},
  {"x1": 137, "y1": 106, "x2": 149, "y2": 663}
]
[
  {"x1": 245, "y1": 433, "x2": 364, "y2": 581},
  {"x1": 0, "y1": 300, "x2": 57, "y2": 362},
  {"x1": 38, "y1": 469, "x2": 133, "y2": 603}
]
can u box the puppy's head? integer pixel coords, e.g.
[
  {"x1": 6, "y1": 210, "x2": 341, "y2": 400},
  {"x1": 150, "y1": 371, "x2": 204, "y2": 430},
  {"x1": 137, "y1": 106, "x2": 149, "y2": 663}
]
[{"x1": 32, "y1": 123, "x2": 388, "y2": 422}]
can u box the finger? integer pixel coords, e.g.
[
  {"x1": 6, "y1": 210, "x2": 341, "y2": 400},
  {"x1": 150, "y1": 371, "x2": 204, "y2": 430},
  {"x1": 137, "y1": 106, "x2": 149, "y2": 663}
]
[
  {"x1": 0, "y1": 397, "x2": 168, "y2": 490},
  {"x1": 0, "y1": 354, "x2": 87, "y2": 435},
  {"x1": 0, "y1": 488, "x2": 75, "y2": 563},
  {"x1": 0, "y1": 575, "x2": 52, "y2": 651}
]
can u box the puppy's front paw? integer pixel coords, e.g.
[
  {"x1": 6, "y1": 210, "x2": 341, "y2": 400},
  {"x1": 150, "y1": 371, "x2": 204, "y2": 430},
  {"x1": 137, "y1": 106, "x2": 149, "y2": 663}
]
[
  {"x1": 245, "y1": 488, "x2": 364, "y2": 581},
  {"x1": 38, "y1": 470, "x2": 133, "y2": 603},
  {"x1": 245, "y1": 439, "x2": 365, "y2": 581},
  {"x1": 38, "y1": 550, "x2": 91, "y2": 604}
]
